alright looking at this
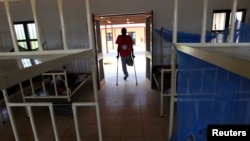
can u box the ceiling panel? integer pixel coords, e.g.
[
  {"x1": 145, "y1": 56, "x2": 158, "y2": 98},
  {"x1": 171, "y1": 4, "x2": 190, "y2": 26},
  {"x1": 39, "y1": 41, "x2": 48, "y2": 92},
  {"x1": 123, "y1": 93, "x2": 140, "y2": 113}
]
[{"x1": 100, "y1": 14, "x2": 148, "y2": 25}]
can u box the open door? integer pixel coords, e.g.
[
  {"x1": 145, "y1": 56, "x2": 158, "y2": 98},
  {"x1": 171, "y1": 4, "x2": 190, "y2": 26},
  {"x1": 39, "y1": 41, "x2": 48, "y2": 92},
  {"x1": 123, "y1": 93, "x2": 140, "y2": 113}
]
[
  {"x1": 93, "y1": 14, "x2": 105, "y2": 89},
  {"x1": 145, "y1": 11, "x2": 153, "y2": 88}
]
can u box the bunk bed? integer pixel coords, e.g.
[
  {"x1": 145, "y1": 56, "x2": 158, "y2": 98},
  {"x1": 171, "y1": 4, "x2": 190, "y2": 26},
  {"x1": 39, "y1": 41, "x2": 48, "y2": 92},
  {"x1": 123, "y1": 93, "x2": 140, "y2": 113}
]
[
  {"x1": 173, "y1": 43, "x2": 250, "y2": 141},
  {"x1": 0, "y1": 0, "x2": 103, "y2": 140},
  {"x1": 0, "y1": 49, "x2": 103, "y2": 140},
  {"x1": 155, "y1": 24, "x2": 250, "y2": 141},
  {"x1": 154, "y1": 20, "x2": 250, "y2": 118}
]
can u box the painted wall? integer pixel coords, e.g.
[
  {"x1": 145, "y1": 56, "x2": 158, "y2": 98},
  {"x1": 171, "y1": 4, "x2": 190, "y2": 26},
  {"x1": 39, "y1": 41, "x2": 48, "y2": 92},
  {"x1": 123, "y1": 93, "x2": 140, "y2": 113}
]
[
  {"x1": 100, "y1": 26, "x2": 146, "y2": 52},
  {"x1": 0, "y1": 0, "x2": 249, "y2": 64}
]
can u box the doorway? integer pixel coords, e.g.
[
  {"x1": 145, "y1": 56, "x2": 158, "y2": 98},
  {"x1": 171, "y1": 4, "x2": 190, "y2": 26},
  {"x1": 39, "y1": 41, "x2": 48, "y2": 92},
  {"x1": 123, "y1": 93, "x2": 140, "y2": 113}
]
[
  {"x1": 99, "y1": 13, "x2": 149, "y2": 85},
  {"x1": 95, "y1": 11, "x2": 153, "y2": 87}
]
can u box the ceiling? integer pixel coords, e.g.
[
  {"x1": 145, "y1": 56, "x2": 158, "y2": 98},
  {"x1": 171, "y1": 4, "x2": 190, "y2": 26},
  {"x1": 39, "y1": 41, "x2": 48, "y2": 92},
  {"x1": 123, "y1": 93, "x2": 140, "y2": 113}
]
[{"x1": 99, "y1": 14, "x2": 149, "y2": 25}]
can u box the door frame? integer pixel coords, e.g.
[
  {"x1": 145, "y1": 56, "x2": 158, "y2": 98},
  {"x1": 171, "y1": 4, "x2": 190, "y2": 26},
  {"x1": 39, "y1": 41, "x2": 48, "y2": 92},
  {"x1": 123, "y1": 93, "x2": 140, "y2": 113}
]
[
  {"x1": 94, "y1": 11, "x2": 154, "y2": 87},
  {"x1": 93, "y1": 14, "x2": 105, "y2": 89}
]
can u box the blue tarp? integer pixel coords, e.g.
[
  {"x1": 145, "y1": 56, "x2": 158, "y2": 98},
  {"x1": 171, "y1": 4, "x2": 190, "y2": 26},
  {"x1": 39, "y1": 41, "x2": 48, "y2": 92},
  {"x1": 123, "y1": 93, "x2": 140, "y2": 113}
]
[
  {"x1": 176, "y1": 51, "x2": 250, "y2": 141},
  {"x1": 222, "y1": 20, "x2": 250, "y2": 42},
  {"x1": 155, "y1": 28, "x2": 217, "y2": 43},
  {"x1": 156, "y1": 20, "x2": 250, "y2": 43}
]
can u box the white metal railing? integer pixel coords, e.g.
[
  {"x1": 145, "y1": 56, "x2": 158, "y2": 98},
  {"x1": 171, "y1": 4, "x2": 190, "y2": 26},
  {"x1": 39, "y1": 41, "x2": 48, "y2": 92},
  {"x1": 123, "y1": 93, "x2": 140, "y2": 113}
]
[
  {"x1": 6, "y1": 102, "x2": 59, "y2": 141},
  {"x1": 2, "y1": 88, "x2": 102, "y2": 141},
  {"x1": 72, "y1": 102, "x2": 102, "y2": 141}
]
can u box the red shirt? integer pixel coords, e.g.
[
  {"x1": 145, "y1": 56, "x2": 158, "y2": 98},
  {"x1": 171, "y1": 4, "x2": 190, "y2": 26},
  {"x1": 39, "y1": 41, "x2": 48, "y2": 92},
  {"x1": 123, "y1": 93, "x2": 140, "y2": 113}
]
[{"x1": 115, "y1": 35, "x2": 134, "y2": 57}]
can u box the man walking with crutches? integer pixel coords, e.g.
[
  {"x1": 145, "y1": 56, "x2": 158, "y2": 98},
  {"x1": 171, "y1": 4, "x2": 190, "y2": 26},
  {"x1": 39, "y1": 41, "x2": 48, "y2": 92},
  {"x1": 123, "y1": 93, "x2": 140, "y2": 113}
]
[{"x1": 116, "y1": 27, "x2": 135, "y2": 82}]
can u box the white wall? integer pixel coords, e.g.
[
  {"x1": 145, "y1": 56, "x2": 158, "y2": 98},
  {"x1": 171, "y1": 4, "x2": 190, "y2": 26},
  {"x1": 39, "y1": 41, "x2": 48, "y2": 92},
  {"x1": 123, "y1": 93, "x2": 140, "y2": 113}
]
[{"x1": 0, "y1": 0, "x2": 249, "y2": 61}]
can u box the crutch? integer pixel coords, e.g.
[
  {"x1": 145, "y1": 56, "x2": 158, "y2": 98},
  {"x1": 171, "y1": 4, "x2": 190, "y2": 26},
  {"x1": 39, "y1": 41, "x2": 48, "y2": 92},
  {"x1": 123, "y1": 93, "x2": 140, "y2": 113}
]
[
  {"x1": 116, "y1": 57, "x2": 119, "y2": 85},
  {"x1": 132, "y1": 57, "x2": 138, "y2": 85}
]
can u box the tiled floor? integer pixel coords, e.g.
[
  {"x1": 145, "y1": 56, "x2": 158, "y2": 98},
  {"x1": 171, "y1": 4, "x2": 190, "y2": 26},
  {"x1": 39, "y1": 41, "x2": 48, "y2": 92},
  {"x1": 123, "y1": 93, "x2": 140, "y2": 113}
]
[{"x1": 0, "y1": 48, "x2": 176, "y2": 141}]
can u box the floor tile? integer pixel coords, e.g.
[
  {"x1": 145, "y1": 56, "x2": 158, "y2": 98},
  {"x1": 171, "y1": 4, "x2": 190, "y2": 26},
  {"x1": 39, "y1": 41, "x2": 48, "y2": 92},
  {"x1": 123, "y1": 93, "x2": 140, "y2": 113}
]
[{"x1": 121, "y1": 123, "x2": 143, "y2": 137}]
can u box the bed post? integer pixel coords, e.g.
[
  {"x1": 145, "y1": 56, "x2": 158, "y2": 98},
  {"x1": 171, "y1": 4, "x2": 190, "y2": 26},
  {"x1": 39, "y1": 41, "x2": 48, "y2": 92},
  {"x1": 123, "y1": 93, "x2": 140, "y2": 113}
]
[
  {"x1": 228, "y1": 0, "x2": 238, "y2": 43},
  {"x1": 3, "y1": 1, "x2": 19, "y2": 52},
  {"x1": 169, "y1": 0, "x2": 178, "y2": 139},
  {"x1": 201, "y1": 0, "x2": 208, "y2": 43},
  {"x1": 30, "y1": 0, "x2": 43, "y2": 51},
  {"x1": 85, "y1": 0, "x2": 103, "y2": 141},
  {"x1": 57, "y1": 0, "x2": 68, "y2": 50}
]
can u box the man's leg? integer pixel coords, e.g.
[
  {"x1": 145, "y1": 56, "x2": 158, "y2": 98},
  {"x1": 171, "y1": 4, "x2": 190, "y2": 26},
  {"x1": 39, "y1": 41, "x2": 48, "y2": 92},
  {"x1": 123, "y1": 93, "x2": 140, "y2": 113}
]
[{"x1": 121, "y1": 57, "x2": 128, "y2": 80}]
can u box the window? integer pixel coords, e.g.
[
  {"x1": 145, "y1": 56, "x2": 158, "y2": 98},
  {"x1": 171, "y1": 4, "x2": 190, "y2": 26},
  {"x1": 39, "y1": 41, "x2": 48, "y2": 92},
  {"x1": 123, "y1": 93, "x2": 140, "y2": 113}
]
[
  {"x1": 106, "y1": 32, "x2": 112, "y2": 41},
  {"x1": 14, "y1": 21, "x2": 38, "y2": 51},
  {"x1": 212, "y1": 9, "x2": 246, "y2": 32}
]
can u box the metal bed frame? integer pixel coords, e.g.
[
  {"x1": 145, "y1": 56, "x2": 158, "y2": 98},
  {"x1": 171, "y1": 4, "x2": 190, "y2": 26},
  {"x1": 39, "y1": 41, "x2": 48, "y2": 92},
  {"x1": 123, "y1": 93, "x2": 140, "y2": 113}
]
[
  {"x1": 19, "y1": 70, "x2": 91, "y2": 102},
  {"x1": 0, "y1": 49, "x2": 103, "y2": 141}
]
